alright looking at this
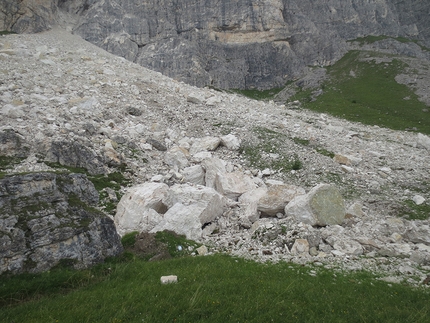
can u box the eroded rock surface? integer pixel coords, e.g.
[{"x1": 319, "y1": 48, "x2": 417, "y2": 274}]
[{"x1": 0, "y1": 172, "x2": 123, "y2": 274}]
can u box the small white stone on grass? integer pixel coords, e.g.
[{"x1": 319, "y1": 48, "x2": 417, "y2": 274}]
[
  {"x1": 197, "y1": 245, "x2": 208, "y2": 255},
  {"x1": 412, "y1": 195, "x2": 425, "y2": 205},
  {"x1": 160, "y1": 275, "x2": 178, "y2": 284}
]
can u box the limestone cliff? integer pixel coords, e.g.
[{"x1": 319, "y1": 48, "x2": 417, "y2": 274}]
[
  {"x1": 0, "y1": 172, "x2": 123, "y2": 274},
  {"x1": 1, "y1": 0, "x2": 430, "y2": 87}
]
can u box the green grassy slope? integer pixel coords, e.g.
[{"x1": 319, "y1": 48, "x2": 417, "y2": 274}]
[
  {"x1": 1, "y1": 253, "x2": 429, "y2": 323},
  {"x1": 291, "y1": 51, "x2": 430, "y2": 134}
]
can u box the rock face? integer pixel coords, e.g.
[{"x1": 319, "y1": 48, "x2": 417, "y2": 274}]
[
  {"x1": 2, "y1": 1, "x2": 429, "y2": 90},
  {"x1": 0, "y1": 172, "x2": 123, "y2": 274}
]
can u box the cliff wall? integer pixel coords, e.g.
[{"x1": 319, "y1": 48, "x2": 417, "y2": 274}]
[{"x1": 1, "y1": 0, "x2": 429, "y2": 88}]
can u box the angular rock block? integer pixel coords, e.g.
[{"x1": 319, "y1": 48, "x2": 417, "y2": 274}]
[{"x1": 285, "y1": 184, "x2": 345, "y2": 226}]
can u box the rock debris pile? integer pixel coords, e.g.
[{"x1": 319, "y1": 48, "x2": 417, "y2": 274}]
[{"x1": 0, "y1": 29, "x2": 429, "y2": 285}]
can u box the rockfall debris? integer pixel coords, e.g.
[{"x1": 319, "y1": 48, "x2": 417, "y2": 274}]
[{"x1": 0, "y1": 29, "x2": 429, "y2": 285}]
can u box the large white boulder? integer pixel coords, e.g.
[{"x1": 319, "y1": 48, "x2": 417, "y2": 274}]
[
  {"x1": 151, "y1": 203, "x2": 208, "y2": 240},
  {"x1": 285, "y1": 184, "x2": 345, "y2": 226},
  {"x1": 162, "y1": 183, "x2": 227, "y2": 225},
  {"x1": 190, "y1": 136, "x2": 221, "y2": 155},
  {"x1": 220, "y1": 134, "x2": 241, "y2": 150},
  {"x1": 257, "y1": 183, "x2": 305, "y2": 216},
  {"x1": 215, "y1": 171, "x2": 256, "y2": 200},
  {"x1": 114, "y1": 183, "x2": 169, "y2": 236},
  {"x1": 164, "y1": 146, "x2": 189, "y2": 171},
  {"x1": 417, "y1": 133, "x2": 430, "y2": 150}
]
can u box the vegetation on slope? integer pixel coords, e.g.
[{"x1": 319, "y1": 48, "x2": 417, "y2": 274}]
[
  {"x1": 290, "y1": 50, "x2": 430, "y2": 134},
  {"x1": 1, "y1": 248, "x2": 429, "y2": 322}
]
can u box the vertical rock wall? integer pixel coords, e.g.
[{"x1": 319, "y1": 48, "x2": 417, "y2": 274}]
[{"x1": 1, "y1": 0, "x2": 429, "y2": 89}]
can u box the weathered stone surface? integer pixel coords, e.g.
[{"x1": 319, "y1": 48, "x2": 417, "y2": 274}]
[
  {"x1": 202, "y1": 158, "x2": 226, "y2": 189},
  {"x1": 290, "y1": 239, "x2": 310, "y2": 255},
  {"x1": 257, "y1": 183, "x2": 305, "y2": 216},
  {"x1": 187, "y1": 92, "x2": 205, "y2": 104},
  {"x1": 346, "y1": 202, "x2": 366, "y2": 218},
  {"x1": 412, "y1": 195, "x2": 425, "y2": 205},
  {"x1": 0, "y1": 172, "x2": 122, "y2": 274},
  {"x1": 182, "y1": 165, "x2": 206, "y2": 186},
  {"x1": 0, "y1": 128, "x2": 29, "y2": 157},
  {"x1": 164, "y1": 146, "x2": 189, "y2": 171},
  {"x1": 285, "y1": 184, "x2": 345, "y2": 226},
  {"x1": 332, "y1": 239, "x2": 363, "y2": 256},
  {"x1": 238, "y1": 187, "x2": 268, "y2": 227},
  {"x1": 404, "y1": 222, "x2": 430, "y2": 246},
  {"x1": 333, "y1": 154, "x2": 361, "y2": 166},
  {"x1": 190, "y1": 137, "x2": 221, "y2": 155},
  {"x1": 220, "y1": 134, "x2": 241, "y2": 151},
  {"x1": 417, "y1": 133, "x2": 430, "y2": 150},
  {"x1": 114, "y1": 183, "x2": 169, "y2": 236},
  {"x1": 162, "y1": 184, "x2": 227, "y2": 225},
  {"x1": 150, "y1": 203, "x2": 207, "y2": 240},
  {"x1": 197, "y1": 245, "x2": 208, "y2": 256},
  {"x1": 45, "y1": 140, "x2": 106, "y2": 175},
  {"x1": 0, "y1": 0, "x2": 57, "y2": 33},
  {"x1": 215, "y1": 171, "x2": 256, "y2": 200}
]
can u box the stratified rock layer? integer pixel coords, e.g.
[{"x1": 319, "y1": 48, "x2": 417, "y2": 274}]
[{"x1": 0, "y1": 172, "x2": 123, "y2": 274}]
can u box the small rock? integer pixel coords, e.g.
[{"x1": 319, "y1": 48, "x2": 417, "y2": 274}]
[
  {"x1": 160, "y1": 275, "x2": 178, "y2": 284},
  {"x1": 220, "y1": 134, "x2": 241, "y2": 150},
  {"x1": 290, "y1": 239, "x2": 310, "y2": 255},
  {"x1": 147, "y1": 138, "x2": 167, "y2": 151},
  {"x1": 412, "y1": 195, "x2": 425, "y2": 205},
  {"x1": 197, "y1": 245, "x2": 208, "y2": 255}
]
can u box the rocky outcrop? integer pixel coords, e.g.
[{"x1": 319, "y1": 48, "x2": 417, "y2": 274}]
[
  {"x1": 2, "y1": 0, "x2": 429, "y2": 90},
  {"x1": 0, "y1": 0, "x2": 58, "y2": 33},
  {"x1": 0, "y1": 172, "x2": 123, "y2": 274}
]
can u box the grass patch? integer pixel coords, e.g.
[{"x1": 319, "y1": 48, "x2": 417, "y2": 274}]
[
  {"x1": 0, "y1": 156, "x2": 26, "y2": 178},
  {"x1": 315, "y1": 147, "x2": 335, "y2": 158},
  {"x1": 1, "y1": 254, "x2": 429, "y2": 322},
  {"x1": 0, "y1": 30, "x2": 17, "y2": 35},
  {"x1": 231, "y1": 87, "x2": 285, "y2": 100},
  {"x1": 239, "y1": 127, "x2": 303, "y2": 172},
  {"x1": 348, "y1": 35, "x2": 430, "y2": 51},
  {"x1": 399, "y1": 200, "x2": 430, "y2": 220},
  {"x1": 154, "y1": 231, "x2": 201, "y2": 258},
  {"x1": 290, "y1": 50, "x2": 430, "y2": 134}
]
